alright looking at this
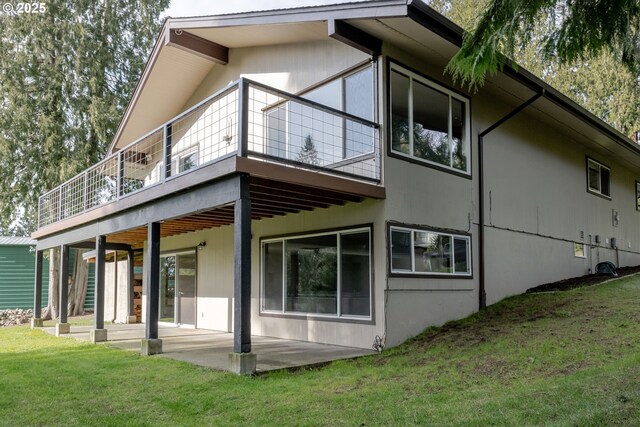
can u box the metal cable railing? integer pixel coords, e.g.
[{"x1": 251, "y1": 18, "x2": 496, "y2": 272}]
[{"x1": 38, "y1": 78, "x2": 380, "y2": 228}]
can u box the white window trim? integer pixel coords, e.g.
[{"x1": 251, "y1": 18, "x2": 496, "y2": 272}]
[
  {"x1": 587, "y1": 157, "x2": 611, "y2": 198},
  {"x1": 390, "y1": 225, "x2": 472, "y2": 276},
  {"x1": 260, "y1": 227, "x2": 372, "y2": 320},
  {"x1": 574, "y1": 243, "x2": 586, "y2": 258},
  {"x1": 176, "y1": 146, "x2": 199, "y2": 174},
  {"x1": 389, "y1": 62, "x2": 471, "y2": 175}
]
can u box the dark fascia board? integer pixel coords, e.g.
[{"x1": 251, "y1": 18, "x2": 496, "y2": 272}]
[
  {"x1": 166, "y1": 1, "x2": 409, "y2": 29},
  {"x1": 406, "y1": 0, "x2": 637, "y2": 156},
  {"x1": 165, "y1": 29, "x2": 229, "y2": 64},
  {"x1": 329, "y1": 19, "x2": 382, "y2": 56}
]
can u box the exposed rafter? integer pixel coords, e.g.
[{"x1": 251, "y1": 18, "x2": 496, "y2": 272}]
[
  {"x1": 165, "y1": 29, "x2": 229, "y2": 64},
  {"x1": 328, "y1": 19, "x2": 381, "y2": 56}
]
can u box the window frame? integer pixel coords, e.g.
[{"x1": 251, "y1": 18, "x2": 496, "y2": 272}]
[
  {"x1": 388, "y1": 60, "x2": 472, "y2": 177},
  {"x1": 388, "y1": 224, "x2": 472, "y2": 278},
  {"x1": 586, "y1": 157, "x2": 611, "y2": 199},
  {"x1": 635, "y1": 180, "x2": 640, "y2": 211},
  {"x1": 259, "y1": 225, "x2": 374, "y2": 322},
  {"x1": 574, "y1": 242, "x2": 586, "y2": 258}
]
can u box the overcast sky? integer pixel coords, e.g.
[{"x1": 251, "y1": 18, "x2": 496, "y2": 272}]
[{"x1": 163, "y1": 0, "x2": 366, "y2": 18}]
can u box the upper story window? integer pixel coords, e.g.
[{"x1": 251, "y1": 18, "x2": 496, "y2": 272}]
[
  {"x1": 587, "y1": 157, "x2": 610, "y2": 198},
  {"x1": 635, "y1": 181, "x2": 640, "y2": 211},
  {"x1": 389, "y1": 63, "x2": 471, "y2": 175}
]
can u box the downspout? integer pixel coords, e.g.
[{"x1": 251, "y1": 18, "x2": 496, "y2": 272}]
[{"x1": 477, "y1": 91, "x2": 543, "y2": 310}]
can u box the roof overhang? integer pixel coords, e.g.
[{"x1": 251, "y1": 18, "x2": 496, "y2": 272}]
[{"x1": 109, "y1": 0, "x2": 638, "y2": 169}]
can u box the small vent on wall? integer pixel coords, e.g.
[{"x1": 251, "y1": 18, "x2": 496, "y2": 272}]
[{"x1": 579, "y1": 230, "x2": 584, "y2": 240}]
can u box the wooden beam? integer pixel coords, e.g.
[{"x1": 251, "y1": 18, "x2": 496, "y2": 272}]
[
  {"x1": 145, "y1": 222, "x2": 160, "y2": 340},
  {"x1": 94, "y1": 236, "x2": 106, "y2": 330},
  {"x1": 328, "y1": 20, "x2": 381, "y2": 56},
  {"x1": 59, "y1": 245, "x2": 69, "y2": 324},
  {"x1": 166, "y1": 29, "x2": 228, "y2": 64},
  {"x1": 33, "y1": 250, "x2": 43, "y2": 321},
  {"x1": 234, "y1": 175, "x2": 251, "y2": 354}
]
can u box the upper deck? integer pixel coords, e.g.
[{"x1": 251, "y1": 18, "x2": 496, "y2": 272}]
[{"x1": 33, "y1": 78, "x2": 384, "y2": 241}]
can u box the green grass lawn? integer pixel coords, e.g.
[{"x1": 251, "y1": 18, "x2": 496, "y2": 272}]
[{"x1": 2, "y1": 276, "x2": 640, "y2": 426}]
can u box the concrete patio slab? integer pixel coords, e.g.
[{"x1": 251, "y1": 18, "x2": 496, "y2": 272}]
[{"x1": 42, "y1": 323, "x2": 374, "y2": 373}]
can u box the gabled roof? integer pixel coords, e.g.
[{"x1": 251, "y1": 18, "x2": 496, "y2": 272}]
[
  {"x1": 107, "y1": 0, "x2": 639, "y2": 170},
  {"x1": 0, "y1": 236, "x2": 36, "y2": 246}
]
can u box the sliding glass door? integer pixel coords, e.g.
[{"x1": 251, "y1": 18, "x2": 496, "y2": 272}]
[{"x1": 159, "y1": 251, "x2": 196, "y2": 326}]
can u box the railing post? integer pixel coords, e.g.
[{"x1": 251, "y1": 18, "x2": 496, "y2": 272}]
[
  {"x1": 58, "y1": 187, "x2": 64, "y2": 223},
  {"x1": 83, "y1": 170, "x2": 89, "y2": 210},
  {"x1": 237, "y1": 79, "x2": 249, "y2": 158},
  {"x1": 117, "y1": 150, "x2": 124, "y2": 198},
  {"x1": 37, "y1": 196, "x2": 43, "y2": 228},
  {"x1": 163, "y1": 124, "x2": 172, "y2": 181}
]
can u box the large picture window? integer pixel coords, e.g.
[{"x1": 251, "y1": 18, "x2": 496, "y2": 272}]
[
  {"x1": 261, "y1": 227, "x2": 372, "y2": 319},
  {"x1": 390, "y1": 225, "x2": 471, "y2": 276},
  {"x1": 390, "y1": 63, "x2": 470, "y2": 174},
  {"x1": 587, "y1": 157, "x2": 610, "y2": 198}
]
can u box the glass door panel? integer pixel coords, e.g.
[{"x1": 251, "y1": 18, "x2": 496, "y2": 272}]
[
  {"x1": 159, "y1": 256, "x2": 176, "y2": 323},
  {"x1": 176, "y1": 253, "x2": 196, "y2": 326}
]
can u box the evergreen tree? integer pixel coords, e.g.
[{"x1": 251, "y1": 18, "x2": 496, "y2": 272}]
[
  {"x1": 297, "y1": 134, "x2": 320, "y2": 166},
  {"x1": 445, "y1": 0, "x2": 640, "y2": 91},
  {"x1": 427, "y1": 0, "x2": 640, "y2": 140},
  {"x1": 0, "y1": 0, "x2": 169, "y2": 235}
]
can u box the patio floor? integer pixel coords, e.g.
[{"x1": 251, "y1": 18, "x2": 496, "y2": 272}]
[{"x1": 42, "y1": 323, "x2": 374, "y2": 373}]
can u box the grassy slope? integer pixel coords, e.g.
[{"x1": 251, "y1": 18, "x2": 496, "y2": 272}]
[{"x1": 2, "y1": 276, "x2": 640, "y2": 426}]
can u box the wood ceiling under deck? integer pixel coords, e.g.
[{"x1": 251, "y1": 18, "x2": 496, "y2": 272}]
[{"x1": 106, "y1": 177, "x2": 366, "y2": 246}]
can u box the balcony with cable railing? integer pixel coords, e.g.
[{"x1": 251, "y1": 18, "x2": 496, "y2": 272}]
[{"x1": 36, "y1": 78, "x2": 382, "y2": 231}]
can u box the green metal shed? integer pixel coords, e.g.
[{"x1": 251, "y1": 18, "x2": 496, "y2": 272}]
[
  {"x1": 0, "y1": 237, "x2": 48, "y2": 310},
  {"x1": 0, "y1": 237, "x2": 94, "y2": 311}
]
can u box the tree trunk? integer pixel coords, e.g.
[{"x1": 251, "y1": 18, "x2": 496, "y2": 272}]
[
  {"x1": 41, "y1": 248, "x2": 59, "y2": 321},
  {"x1": 70, "y1": 249, "x2": 89, "y2": 316}
]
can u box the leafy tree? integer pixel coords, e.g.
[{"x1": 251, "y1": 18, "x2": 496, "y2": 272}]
[
  {"x1": 427, "y1": 0, "x2": 639, "y2": 139},
  {"x1": 445, "y1": 0, "x2": 640, "y2": 92},
  {"x1": 0, "y1": 0, "x2": 169, "y2": 235}
]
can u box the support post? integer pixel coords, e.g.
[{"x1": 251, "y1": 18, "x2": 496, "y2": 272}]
[
  {"x1": 142, "y1": 222, "x2": 162, "y2": 355},
  {"x1": 56, "y1": 244, "x2": 70, "y2": 336},
  {"x1": 91, "y1": 235, "x2": 107, "y2": 343},
  {"x1": 31, "y1": 250, "x2": 44, "y2": 328},
  {"x1": 230, "y1": 174, "x2": 255, "y2": 374},
  {"x1": 127, "y1": 249, "x2": 136, "y2": 323}
]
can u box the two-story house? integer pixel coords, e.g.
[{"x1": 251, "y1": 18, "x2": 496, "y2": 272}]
[{"x1": 31, "y1": 0, "x2": 640, "y2": 374}]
